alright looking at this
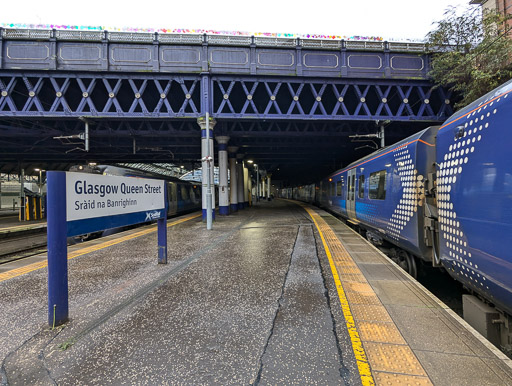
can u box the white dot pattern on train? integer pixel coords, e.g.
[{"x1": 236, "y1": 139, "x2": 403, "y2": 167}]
[
  {"x1": 386, "y1": 147, "x2": 425, "y2": 241},
  {"x1": 437, "y1": 93, "x2": 506, "y2": 290}
]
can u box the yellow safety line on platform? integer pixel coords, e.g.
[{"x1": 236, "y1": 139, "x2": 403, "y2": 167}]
[
  {"x1": 0, "y1": 223, "x2": 45, "y2": 233},
  {"x1": 0, "y1": 213, "x2": 201, "y2": 283},
  {"x1": 301, "y1": 204, "x2": 432, "y2": 386},
  {"x1": 302, "y1": 205, "x2": 375, "y2": 386}
]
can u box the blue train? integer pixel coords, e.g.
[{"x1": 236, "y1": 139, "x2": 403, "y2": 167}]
[{"x1": 283, "y1": 79, "x2": 512, "y2": 343}]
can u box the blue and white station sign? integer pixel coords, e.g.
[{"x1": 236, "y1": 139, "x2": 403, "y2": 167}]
[
  {"x1": 66, "y1": 172, "x2": 166, "y2": 237},
  {"x1": 46, "y1": 170, "x2": 168, "y2": 327}
]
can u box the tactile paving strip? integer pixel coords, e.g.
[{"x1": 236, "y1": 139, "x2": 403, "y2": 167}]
[
  {"x1": 364, "y1": 342, "x2": 428, "y2": 376},
  {"x1": 374, "y1": 372, "x2": 432, "y2": 385},
  {"x1": 301, "y1": 204, "x2": 432, "y2": 386},
  {"x1": 351, "y1": 305, "x2": 394, "y2": 323}
]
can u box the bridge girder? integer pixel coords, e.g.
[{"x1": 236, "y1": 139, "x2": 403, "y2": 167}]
[{"x1": 0, "y1": 72, "x2": 453, "y2": 121}]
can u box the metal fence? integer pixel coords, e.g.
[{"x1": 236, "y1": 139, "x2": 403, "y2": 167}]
[{"x1": 1, "y1": 28, "x2": 429, "y2": 53}]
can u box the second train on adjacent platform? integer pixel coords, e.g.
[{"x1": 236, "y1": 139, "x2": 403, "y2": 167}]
[
  {"x1": 69, "y1": 164, "x2": 202, "y2": 237},
  {"x1": 282, "y1": 79, "x2": 512, "y2": 345}
]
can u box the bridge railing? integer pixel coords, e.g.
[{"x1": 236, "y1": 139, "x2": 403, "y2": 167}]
[{"x1": 0, "y1": 28, "x2": 429, "y2": 53}]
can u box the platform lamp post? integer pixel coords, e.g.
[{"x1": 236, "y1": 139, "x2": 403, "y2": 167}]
[{"x1": 34, "y1": 168, "x2": 43, "y2": 194}]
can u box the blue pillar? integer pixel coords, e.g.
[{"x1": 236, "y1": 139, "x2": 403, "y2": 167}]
[
  {"x1": 228, "y1": 146, "x2": 238, "y2": 212},
  {"x1": 243, "y1": 163, "x2": 249, "y2": 207},
  {"x1": 216, "y1": 136, "x2": 230, "y2": 215},
  {"x1": 47, "y1": 171, "x2": 69, "y2": 327},
  {"x1": 267, "y1": 173, "x2": 272, "y2": 201},
  {"x1": 236, "y1": 154, "x2": 245, "y2": 209}
]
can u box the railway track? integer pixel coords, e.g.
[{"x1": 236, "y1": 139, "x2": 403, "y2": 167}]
[{"x1": 0, "y1": 226, "x2": 47, "y2": 264}]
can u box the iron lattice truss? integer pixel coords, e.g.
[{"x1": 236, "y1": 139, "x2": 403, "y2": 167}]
[
  {"x1": 0, "y1": 73, "x2": 202, "y2": 118},
  {"x1": 0, "y1": 72, "x2": 453, "y2": 121},
  {"x1": 212, "y1": 76, "x2": 453, "y2": 121}
]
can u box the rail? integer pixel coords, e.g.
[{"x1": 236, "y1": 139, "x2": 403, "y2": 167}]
[{"x1": 0, "y1": 27, "x2": 429, "y2": 53}]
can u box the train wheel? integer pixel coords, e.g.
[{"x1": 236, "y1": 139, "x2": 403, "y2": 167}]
[{"x1": 396, "y1": 250, "x2": 417, "y2": 279}]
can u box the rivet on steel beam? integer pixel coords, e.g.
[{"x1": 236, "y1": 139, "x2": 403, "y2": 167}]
[
  {"x1": 135, "y1": 93, "x2": 141, "y2": 99},
  {"x1": 82, "y1": 92, "x2": 89, "y2": 98},
  {"x1": 270, "y1": 95, "x2": 276, "y2": 101},
  {"x1": 247, "y1": 94, "x2": 252, "y2": 100},
  {"x1": 186, "y1": 94, "x2": 191, "y2": 99},
  {"x1": 160, "y1": 93, "x2": 166, "y2": 99},
  {"x1": 29, "y1": 91, "x2": 35, "y2": 97},
  {"x1": 338, "y1": 97, "x2": 344, "y2": 103},
  {"x1": 382, "y1": 98, "x2": 387, "y2": 103},
  {"x1": 424, "y1": 99, "x2": 430, "y2": 104},
  {"x1": 1, "y1": 91, "x2": 8, "y2": 97},
  {"x1": 293, "y1": 96, "x2": 299, "y2": 101},
  {"x1": 223, "y1": 94, "x2": 229, "y2": 100},
  {"x1": 403, "y1": 98, "x2": 409, "y2": 104},
  {"x1": 56, "y1": 92, "x2": 62, "y2": 98},
  {"x1": 109, "y1": 92, "x2": 115, "y2": 98},
  {"x1": 360, "y1": 97, "x2": 366, "y2": 103},
  {"x1": 316, "y1": 96, "x2": 322, "y2": 102}
]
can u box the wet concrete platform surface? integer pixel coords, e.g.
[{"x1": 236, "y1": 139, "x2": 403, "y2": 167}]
[
  {"x1": 0, "y1": 200, "x2": 358, "y2": 385},
  {"x1": 1, "y1": 199, "x2": 512, "y2": 385}
]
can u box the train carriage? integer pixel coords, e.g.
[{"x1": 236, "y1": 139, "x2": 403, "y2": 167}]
[
  {"x1": 320, "y1": 126, "x2": 438, "y2": 275},
  {"x1": 435, "y1": 80, "x2": 512, "y2": 317}
]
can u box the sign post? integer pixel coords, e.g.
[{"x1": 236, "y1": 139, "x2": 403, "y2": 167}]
[
  {"x1": 47, "y1": 172, "x2": 68, "y2": 327},
  {"x1": 46, "y1": 171, "x2": 167, "y2": 327},
  {"x1": 158, "y1": 186, "x2": 168, "y2": 264}
]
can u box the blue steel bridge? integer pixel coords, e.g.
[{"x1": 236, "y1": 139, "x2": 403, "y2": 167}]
[{"x1": 0, "y1": 28, "x2": 453, "y2": 183}]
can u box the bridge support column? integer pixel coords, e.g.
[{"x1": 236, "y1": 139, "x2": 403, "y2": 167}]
[
  {"x1": 248, "y1": 172, "x2": 253, "y2": 206},
  {"x1": 243, "y1": 163, "x2": 249, "y2": 207},
  {"x1": 236, "y1": 154, "x2": 245, "y2": 210},
  {"x1": 262, "y1": 176, "x2": 266, "y2": 200},
  {"x1": 19, "y1": 167, "x2": 25, "y2": 221},
  {"x1": 267, "y1": 174, "x2": 272, "y2": 201},
  {"x1": 198, "y1": 117, "x2": 216, "y2": 221},
  {"x1": 228, "y1": 147, "x2": 238, "y2": 212},
  {"x1": 216, "y1": 136, "x2": 230, "y2": 215}
]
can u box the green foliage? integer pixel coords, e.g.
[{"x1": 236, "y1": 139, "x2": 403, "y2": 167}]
[{"x1": 426, "y1": 6, "x2": 512, "y2": 109}]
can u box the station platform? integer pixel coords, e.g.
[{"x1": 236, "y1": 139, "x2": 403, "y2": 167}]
[
  {"x1": 0, "y1": 209, "x2": 45, "y2": 233},
  {"x1": 1, "y1": 199, "x2": 511, "y2": 385}
]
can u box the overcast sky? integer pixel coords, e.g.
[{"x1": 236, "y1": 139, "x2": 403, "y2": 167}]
[{"x1": 2, "y1": 0, "x2": 476, "y2": 41}]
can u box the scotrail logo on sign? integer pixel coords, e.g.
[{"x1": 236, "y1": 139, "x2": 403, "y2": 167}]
[
  {"x1": 66, "y1": 172, "x2": 165, "y2": 222},
  {"x1": 145, "y1": 210, "x2": 162, "y2": 221}
]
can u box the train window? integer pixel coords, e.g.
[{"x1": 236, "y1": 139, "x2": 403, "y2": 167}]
[
  {"x1": 168, "y1": 183, "x2": 176, "y2": 202},
  {"x1": 336, "y1": 181, "x2": 342, "y2": 196},
  {"x1": 358, "y1": 175, "x2": 365, "y2": 198},
  {"x1": 369, "y1": 170, "x2": 386, "y2": 200},
  {"x1": 330, "y1": 182, "x2": 335, "y2": 196},
  {"x1": 348, "y1": 175, "x2": 356, "y2": 201},
  {"x1": 189, "y1": 186, "x2": 197, "y2": 203},
  {"x1": 180, "y1": 185, "x2": 189, "y2": 200}
]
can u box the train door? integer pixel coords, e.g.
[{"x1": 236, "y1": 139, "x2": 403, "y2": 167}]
[
  {"x1": 347, "y1": 169, "x2": 356, "y2": 219},
  {"x1": 168, "y1": 182, "x2": 178, "y2": 215}
]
